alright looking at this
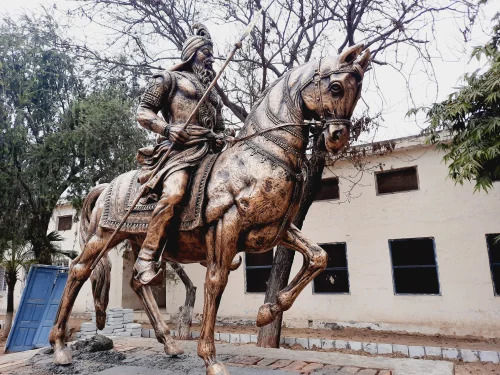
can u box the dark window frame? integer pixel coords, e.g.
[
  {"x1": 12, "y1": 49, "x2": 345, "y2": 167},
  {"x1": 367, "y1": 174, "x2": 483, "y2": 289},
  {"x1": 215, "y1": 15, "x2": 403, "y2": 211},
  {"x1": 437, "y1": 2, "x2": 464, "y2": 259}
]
[
  {"x1": 314, "y1": 177, "x2": 340, "y2": 201},
  {"x1": 57, "y1": 215, "x2": 73, "y2": 231},
  {"x1": 245, "y1": 251, "x2": 273, "y2": 294},
  {"x1": 486, "y1": 233, "x2": 500, "y2": 296},
  {"x1": 312, "y1": 242, "x2": 350, "y2": 295},
  {"x1": 389, "y1": 237, "x2": 441, "y2": 296},
  {"x1": 375, "y1": 166, "x2": 419, "y2": 195}
]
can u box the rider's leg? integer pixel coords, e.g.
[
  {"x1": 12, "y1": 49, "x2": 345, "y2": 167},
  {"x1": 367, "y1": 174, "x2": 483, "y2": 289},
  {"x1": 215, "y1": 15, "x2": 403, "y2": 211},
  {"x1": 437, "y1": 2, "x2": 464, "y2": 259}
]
[{"x1": 134, "y1": 169, "x2": 189, "y2": 285}]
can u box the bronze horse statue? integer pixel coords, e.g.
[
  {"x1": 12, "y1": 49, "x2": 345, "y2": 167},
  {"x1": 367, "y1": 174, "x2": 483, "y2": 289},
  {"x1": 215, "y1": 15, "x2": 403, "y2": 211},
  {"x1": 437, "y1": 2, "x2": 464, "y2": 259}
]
[{"x1": 50, "y1": 44, "x2": 370, "y2": 375}]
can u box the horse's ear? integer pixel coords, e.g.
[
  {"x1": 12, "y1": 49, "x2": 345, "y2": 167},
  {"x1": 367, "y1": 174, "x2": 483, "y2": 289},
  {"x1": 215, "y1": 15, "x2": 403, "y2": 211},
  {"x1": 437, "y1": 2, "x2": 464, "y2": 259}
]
[
  {"x1": 338, "y1": 44, "x2": 364, "y2": 65},
  {"x1": 357, "y1": 48, "x2": 371, "y2": 71}
]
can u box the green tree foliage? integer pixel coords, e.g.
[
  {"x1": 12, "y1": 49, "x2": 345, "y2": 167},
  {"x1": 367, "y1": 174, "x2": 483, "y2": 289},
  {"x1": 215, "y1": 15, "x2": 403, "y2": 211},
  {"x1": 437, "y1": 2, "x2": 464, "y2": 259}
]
[
  {"x1": 0, "y1": 14, "x2": 147, "y2": 264},
  {"x1": 422, "y1": 16, "x2": 500, "y2": 192}
]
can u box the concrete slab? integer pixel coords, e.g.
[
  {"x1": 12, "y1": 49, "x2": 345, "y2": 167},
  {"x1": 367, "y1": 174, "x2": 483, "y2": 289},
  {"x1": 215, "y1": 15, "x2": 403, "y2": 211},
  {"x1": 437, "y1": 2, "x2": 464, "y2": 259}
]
[{"x1": 348, "y1": 341, "x2": 362, "y2": 351}]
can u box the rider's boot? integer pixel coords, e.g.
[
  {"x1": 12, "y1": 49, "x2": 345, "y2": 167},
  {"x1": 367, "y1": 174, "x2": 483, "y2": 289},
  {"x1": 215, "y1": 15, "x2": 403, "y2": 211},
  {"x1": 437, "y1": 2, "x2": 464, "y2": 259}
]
[
  {"x1": 134, "y1": 245, "x2": 164, "y2": 286},
  {"x1": 134, "y1": 199, "x2": 175, "y2": 285},
  {"x1": 134, "y1": 170, "x2": 188, "y2": 285}
]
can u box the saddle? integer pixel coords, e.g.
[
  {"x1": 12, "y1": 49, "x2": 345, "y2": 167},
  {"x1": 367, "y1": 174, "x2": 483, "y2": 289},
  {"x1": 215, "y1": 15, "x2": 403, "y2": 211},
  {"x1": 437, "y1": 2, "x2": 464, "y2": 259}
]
[{"x1": 99, "y1": 153, "x2": 219, "y2": 234}]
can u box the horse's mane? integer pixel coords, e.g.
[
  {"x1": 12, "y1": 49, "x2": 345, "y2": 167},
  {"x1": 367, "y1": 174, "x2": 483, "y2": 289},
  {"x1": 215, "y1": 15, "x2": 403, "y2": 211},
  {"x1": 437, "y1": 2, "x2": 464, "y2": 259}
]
[{"x1": 246, "y1": 64, "x2": 305, "y2": 122}]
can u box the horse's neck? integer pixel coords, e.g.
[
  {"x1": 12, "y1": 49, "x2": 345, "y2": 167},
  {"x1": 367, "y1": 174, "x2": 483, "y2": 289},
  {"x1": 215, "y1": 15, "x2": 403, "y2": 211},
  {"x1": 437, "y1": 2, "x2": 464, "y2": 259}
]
[
  {"x1": 238, "y1": 75, "x2": 309, "y2": 171},
  {"x1": 242, "y1": 75, "x2": 305, "y2": 139}
]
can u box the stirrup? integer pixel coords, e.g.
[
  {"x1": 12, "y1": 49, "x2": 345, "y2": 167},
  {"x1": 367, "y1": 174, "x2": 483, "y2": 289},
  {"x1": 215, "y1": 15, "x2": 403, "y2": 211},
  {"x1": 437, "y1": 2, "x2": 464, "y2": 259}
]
[{"x1": 133, "y1": 259, "x2": 163, "y2": 286}]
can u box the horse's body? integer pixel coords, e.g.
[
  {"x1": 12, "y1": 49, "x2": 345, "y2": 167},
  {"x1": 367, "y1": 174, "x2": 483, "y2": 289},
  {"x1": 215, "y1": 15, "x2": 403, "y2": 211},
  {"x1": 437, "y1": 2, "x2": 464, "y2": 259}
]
[{"x1": 50, "y1": 45, "x2": 370, "y2": 375}]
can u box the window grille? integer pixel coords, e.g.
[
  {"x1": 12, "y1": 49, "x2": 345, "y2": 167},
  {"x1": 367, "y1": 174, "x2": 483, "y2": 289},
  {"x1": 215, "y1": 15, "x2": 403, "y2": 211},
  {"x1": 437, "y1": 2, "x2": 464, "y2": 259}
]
[
  {"x1": 313, "y1": 243, "x2": 349, "y2": 293},
  {"x1": 389, "y1": 237, "x2": 440, "y2": 295}
]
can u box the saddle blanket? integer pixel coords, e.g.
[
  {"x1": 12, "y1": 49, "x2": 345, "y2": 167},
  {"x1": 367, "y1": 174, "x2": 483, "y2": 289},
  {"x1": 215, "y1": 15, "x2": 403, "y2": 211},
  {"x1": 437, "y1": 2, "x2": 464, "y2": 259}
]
[{"x1": 99, "y1": 153, "x2": 218, "y2": 234}]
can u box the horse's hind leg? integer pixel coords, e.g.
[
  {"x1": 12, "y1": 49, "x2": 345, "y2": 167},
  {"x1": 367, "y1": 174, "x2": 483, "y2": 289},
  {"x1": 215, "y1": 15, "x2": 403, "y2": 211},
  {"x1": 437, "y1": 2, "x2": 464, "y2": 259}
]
[
  {"x1": 49, "y1": 229, "x2": 124, "y2": 365},
  {"x1": 129, "y1": 242, "x2": 183, "y2": 356},
  {"x1": 90, "y1": 253, "x2": 111, "y2": 329},
  {"x1": 256, "y1": 224, "x2": 327, "y2": 327},
  {"x1": 198, "y1": 207, "x2": 239, "y2": 375}
]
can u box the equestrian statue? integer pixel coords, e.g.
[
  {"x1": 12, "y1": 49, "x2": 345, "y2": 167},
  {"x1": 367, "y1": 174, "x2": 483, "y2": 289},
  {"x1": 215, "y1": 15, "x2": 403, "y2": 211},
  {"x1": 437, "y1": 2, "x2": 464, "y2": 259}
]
[{"x1": 49, "y1": 20, "x2": 370, "y2": 375}]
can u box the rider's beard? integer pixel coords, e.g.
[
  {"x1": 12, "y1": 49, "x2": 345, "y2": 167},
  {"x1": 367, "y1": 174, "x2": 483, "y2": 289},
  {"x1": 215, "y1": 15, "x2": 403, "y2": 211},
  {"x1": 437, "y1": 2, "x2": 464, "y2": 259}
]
[{"x1": 192, "y1": 60, "x2": 216, "y2": 87}]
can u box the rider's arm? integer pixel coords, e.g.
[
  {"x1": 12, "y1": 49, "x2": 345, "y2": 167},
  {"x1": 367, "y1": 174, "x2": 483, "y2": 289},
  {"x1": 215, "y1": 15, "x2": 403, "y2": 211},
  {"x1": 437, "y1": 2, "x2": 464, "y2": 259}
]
[
  {"x1": 136, "y1": 73, "x2": 171, "y2": 137},
  {"x1": 137, "y1": 72, "x2": 188, "y2": 144}
]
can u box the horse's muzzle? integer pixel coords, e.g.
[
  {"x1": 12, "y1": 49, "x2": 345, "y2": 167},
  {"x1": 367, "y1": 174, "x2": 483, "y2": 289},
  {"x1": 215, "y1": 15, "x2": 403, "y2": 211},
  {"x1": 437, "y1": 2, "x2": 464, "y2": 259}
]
[{"x1": 324, "y1": 121, "x2": 350, "y2": 153}]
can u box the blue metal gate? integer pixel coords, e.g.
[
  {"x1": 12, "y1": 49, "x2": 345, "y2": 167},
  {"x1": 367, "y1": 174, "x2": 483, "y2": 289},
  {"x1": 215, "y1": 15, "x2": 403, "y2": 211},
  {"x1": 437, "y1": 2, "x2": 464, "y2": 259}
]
[{"x1": 5, "y1": 265, "x2": 68, "y2": 352}]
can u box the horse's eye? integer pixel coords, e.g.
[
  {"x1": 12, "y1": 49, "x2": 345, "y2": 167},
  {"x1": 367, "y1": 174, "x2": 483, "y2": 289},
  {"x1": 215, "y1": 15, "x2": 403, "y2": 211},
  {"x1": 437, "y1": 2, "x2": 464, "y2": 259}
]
[{"x1": 330, "y1": 82, "x2": 343, "y2": 95}]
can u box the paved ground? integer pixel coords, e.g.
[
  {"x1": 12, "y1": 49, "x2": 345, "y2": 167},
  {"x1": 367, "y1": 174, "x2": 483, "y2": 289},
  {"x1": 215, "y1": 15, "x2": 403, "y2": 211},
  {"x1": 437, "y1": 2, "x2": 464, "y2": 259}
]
[{"x1": 0, "y1": 337, "x2": 454, "y2": 375}]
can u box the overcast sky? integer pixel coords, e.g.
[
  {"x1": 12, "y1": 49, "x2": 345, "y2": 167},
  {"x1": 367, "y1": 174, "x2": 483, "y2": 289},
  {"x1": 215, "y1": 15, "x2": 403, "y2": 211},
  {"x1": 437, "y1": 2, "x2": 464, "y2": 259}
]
[{"x1": 2, "y1": 0, "x2": 497, "y2": 142}]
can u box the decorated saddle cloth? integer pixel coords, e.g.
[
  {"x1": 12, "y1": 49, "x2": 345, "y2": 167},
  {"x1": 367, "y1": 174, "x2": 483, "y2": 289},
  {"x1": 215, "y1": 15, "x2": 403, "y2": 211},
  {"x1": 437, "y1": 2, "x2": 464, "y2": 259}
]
[{"x1": 99, "y1": 153, "x2": 219, "y2": 233}]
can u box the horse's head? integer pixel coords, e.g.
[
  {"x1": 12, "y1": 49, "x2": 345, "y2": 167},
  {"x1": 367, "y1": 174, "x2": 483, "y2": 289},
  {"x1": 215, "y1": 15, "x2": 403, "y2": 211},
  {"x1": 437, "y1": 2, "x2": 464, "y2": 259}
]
[{"x1": 299, "y1": 44, "x2": 370, "y2": 152}]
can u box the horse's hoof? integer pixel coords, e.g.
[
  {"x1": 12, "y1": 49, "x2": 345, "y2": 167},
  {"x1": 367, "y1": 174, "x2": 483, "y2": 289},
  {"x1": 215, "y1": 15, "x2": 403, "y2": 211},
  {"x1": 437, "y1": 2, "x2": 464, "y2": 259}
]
[
  {"x1": 53, "y1": 347, "x2": 72, "y2": 365},
  {"x1": 256, "y1": 303, "x2": 276, "y2": 327},
  {"x1": 207, "y1": 362, "x2": 230, "y2": 375},
  {"x1": 165, "y1": 340, "x2": 184, "y2": 356},
  {"x1": 96, "y1": 310, "x2": 106, "y2": 330}
]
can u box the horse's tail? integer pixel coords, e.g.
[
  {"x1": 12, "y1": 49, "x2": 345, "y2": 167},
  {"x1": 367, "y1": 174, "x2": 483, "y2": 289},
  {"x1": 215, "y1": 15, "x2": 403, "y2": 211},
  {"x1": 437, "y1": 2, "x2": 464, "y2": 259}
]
[{"x1": 78, "y1": 183, "x2": 111, "y2": 330}]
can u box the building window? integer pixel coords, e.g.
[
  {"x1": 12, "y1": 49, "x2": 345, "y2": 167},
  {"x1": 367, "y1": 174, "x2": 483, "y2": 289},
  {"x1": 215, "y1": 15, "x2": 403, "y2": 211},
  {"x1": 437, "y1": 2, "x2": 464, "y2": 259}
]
[
  {"x1": 313, "y1": 243, "x2": 349, "y2": 293},
  {"x1": 314, "y1": 177, "x2": 339, "y2": 201},
  {"x1": 57, "y1": 215, "x2": 73, "y2": 231},
  {"x1": 245, "y1": 251, "x2": 273, "y2": 293},
  {"x1": 389, "y1": 237, "x2": 440, "y2": 295},
  {"x1": 376, "y1": 166, "x2": 418, "y2": 195},
  {"x1": 486, "y1": 234, "x2": 500, "y2": 295}
]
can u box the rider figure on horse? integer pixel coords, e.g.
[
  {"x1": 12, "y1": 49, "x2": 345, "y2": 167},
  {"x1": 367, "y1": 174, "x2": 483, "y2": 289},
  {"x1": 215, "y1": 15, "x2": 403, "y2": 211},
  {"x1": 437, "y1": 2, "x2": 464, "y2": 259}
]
[{"x1": 133, "y1": 24, "x2": 226, "y2": 285}]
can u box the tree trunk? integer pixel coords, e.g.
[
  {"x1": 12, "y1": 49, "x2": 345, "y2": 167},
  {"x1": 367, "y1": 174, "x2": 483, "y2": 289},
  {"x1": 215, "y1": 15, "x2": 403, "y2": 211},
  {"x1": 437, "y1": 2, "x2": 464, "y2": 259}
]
[
  {"x1": 170, "y1": 262, "x2": 197, "y2": 340},
  {"x1": 257, "y1": 135, "x2": 326, "y2": 348},
  {"x1": 2, "y1": 272, "x2": 17, "y2": 340},
  {"x1": 29, "y1": 213, "x2": 54, "y2": 265}
]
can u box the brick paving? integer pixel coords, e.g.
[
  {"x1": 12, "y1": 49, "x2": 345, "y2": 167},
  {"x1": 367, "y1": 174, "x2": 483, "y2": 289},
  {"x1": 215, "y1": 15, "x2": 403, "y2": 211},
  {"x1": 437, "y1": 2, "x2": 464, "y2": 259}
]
[{"x1": 225, "y1": 354, "x2": 388, "y2": 374}]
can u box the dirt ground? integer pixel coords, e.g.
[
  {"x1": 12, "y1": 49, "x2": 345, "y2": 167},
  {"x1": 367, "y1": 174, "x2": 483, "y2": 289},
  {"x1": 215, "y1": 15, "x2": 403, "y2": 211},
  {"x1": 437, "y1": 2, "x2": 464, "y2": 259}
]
[{"x1": 455, "y1": 363, "x2": 500, "y2": 375}]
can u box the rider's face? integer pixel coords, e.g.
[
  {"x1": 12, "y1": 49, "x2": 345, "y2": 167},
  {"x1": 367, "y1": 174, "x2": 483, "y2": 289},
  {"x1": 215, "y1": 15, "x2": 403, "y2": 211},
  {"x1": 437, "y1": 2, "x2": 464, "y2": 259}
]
[{"x1": 194, "y1": 46, "x2": 214, "y2": 70}]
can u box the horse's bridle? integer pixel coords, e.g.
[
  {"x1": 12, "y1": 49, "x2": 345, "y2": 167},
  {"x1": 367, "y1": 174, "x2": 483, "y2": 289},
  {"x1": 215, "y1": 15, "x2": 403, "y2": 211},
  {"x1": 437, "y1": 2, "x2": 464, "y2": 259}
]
[{"x1": 300, "y1": 57, "x2": 363, "y2": 129}]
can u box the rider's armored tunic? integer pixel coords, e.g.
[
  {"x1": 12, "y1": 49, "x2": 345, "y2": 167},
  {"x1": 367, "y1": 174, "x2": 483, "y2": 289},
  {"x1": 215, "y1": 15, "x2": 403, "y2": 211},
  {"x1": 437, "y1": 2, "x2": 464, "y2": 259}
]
[{"x1": 136, "y1": 70, "x2": 224, "y2": 193}]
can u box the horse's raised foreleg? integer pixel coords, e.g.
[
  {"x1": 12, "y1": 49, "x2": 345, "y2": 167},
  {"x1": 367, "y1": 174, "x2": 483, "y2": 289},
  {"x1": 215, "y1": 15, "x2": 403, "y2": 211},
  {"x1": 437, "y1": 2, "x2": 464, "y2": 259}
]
[
  {"x1": 129, "y1": 242, "x2": 183, "y2": 356},
  {"x1": 49, "y1": 229, "x2": 124, "y2": 365},
  {"x1": 256, "y1": 224, "x2": 327, "y2": 327},
  {"x1": 198, "y1": 208, "x2": 239, "y2": 375}
]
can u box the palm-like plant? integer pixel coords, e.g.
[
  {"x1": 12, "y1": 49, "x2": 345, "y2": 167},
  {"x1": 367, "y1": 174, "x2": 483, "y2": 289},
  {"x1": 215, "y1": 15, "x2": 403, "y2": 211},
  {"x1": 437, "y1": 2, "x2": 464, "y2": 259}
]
[
  {"x1": 0, "y1": 230, "x2": 69, "y2": 340},
  {"x1": 0, "y1": 240, "x2": 34, "y2": 340}
]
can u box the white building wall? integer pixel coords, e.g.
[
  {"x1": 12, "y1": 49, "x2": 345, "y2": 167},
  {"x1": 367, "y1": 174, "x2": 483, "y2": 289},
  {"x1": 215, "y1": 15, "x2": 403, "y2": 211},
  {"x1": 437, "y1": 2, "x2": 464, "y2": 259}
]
[{"x1": 165, "y1": 139, "x2": 500, "y2": 337}]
